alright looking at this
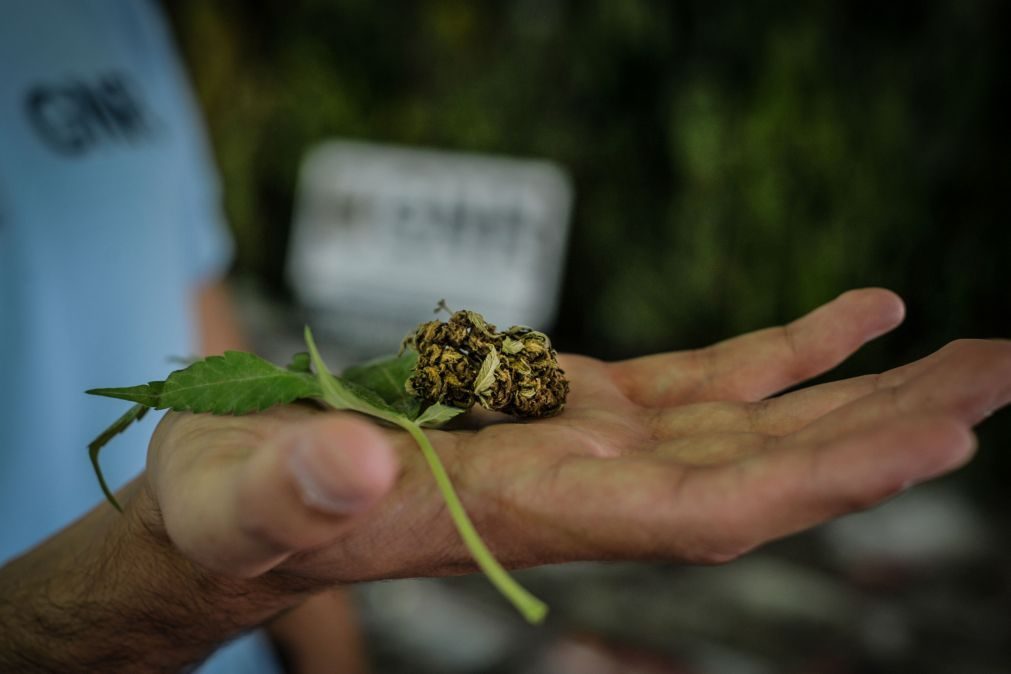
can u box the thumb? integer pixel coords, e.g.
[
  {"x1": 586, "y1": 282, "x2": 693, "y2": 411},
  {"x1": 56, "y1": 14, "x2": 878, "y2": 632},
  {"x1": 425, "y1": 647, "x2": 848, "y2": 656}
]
[{"x1": 191, "y1": 415, "x2": 398, "y2": 578}]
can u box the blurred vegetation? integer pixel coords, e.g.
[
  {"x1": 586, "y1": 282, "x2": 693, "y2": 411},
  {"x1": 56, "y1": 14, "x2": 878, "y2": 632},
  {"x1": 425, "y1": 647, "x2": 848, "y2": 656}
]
[{"x1": 165, "y1": 0, "x2": 1009, "y2": 495}]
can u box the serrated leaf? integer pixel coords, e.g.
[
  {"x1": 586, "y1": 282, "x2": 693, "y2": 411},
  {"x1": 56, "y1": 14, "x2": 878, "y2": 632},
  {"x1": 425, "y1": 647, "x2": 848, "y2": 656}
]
[
  {"x1": 343, "y1": 350, "x2": 421, "y2": 418},
  {"x1": 159, "y1": 351, "x2": 322, "y2": 414},
  {"x1": 416, "y1": 403, "x2": 466, "y2": 427},
  {"x1": 87, "y1": 381, "x2": 165, "y2": 408},
  {"x1": 473, "y1": 347, "x2": 500, "y2": 395},
  {"x1": 341, "y1": 377, "x2": 402, "y2": 416},
  {"x1": 392, "y1": 397, "x2": 422, "y2": 419},
  {"x1": 303, "y1": 327, "x2": 400, "y2": 421}
]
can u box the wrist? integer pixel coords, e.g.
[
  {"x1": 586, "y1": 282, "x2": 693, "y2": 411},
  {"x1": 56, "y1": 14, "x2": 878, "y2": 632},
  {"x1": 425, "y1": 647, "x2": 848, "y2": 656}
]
[
  {"x1": 0, "y1": 473, "x2": 311, "y2": 673},
  {"x1": 119, "y1": 472, "x2": 316, "y2": 619}
]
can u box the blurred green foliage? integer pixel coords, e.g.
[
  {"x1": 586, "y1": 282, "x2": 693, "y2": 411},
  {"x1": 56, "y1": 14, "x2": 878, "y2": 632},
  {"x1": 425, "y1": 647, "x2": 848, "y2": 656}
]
[{"x1": 166, "y1": 0, "x2": 1009, "y2": 491}]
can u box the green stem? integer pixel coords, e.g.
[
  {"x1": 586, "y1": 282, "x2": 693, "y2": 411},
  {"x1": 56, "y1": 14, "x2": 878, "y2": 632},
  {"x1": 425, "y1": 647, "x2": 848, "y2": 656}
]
[
  {"x1": 395, "y1": 419, "x2": 548, "y2": 624},
  {"x1": 89, "y1": 403, "x2": 151, "y2": 512}
]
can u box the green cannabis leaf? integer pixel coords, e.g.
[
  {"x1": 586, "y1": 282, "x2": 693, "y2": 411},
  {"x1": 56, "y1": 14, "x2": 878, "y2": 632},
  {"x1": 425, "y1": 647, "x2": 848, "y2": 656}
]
[
  {"x1": 159, "y1": 351, "x2": 322, "y2": 414},
  {"x1": 342, "y1": 350, "x2": 421, "y2": 418},
  {"x1": 87, "y1": 353, "x2": 321, "y2": 414},
  {"x1": 86, "y1": 324, "x2": 549, "y2": 625},
  {"x1": 415, "y1": 402, "x2": 466, "y2": 427},
  {"x1": 299, "y1": 330, "x2": 398, "y2": 420},
  {"x1": 86, "y1": 381, "x2": 165, "y2": 407}
]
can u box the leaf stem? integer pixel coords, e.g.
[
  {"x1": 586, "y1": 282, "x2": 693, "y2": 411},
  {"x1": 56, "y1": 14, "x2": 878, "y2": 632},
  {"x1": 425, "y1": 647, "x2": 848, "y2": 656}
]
[
  {"x1": 88, "y1": 403, "x2": 151, "y2": 512},
  {"x1": 394, "y1": 419, "x2": 548, "y2": 624}
]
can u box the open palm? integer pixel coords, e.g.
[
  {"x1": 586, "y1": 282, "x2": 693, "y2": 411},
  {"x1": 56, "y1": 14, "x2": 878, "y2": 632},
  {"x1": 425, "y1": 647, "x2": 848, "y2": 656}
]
[{"x1": 145, "y1": 289, "x2": 1011, "y2": 590}]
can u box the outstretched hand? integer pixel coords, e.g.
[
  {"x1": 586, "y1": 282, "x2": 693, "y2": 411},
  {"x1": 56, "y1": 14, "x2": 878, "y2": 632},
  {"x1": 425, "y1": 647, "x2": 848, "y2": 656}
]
[{"x1": 141, "y1": 289, "x2": 1011, "y2": 591}]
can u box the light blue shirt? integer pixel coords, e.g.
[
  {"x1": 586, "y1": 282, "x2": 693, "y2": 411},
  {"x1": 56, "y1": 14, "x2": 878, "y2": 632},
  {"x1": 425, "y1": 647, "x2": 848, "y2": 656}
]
[{"x1": 0, "y1": 2, "x2": 281, "y2": 671}]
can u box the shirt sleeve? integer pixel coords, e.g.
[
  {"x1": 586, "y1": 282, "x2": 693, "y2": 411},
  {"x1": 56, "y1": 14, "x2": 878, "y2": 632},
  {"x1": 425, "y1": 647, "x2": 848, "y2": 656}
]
[{"x1": 121, "y1": 0, "x2": 235, "y2": 285}]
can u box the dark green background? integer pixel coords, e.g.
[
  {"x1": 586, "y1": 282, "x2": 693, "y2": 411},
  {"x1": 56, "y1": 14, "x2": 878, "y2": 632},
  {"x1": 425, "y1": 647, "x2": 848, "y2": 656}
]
[{"x1": 165, "y1": 0, "x2": 1009, "y2": 498}]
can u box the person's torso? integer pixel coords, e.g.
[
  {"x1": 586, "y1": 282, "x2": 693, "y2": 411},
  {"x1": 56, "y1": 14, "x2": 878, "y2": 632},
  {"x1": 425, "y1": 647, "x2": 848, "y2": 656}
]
[
  {"x1": 0, "y1": 4, "x2": 281, "y2": 671},
  {"x1": 0, "y1": 0, "x2": 208, "y2": 557}
]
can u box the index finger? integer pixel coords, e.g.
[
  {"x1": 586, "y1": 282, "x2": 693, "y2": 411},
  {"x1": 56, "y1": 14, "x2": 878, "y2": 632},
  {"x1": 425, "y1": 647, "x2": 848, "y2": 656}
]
[{"x1": 611, "y1": 288, "x2": 906, "y2": 407}]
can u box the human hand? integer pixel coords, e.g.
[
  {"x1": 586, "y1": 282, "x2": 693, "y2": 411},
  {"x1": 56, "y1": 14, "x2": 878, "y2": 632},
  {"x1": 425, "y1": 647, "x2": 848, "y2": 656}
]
[{"x1": 140, "y1": 289, "x2": 1010, "y2": 592}]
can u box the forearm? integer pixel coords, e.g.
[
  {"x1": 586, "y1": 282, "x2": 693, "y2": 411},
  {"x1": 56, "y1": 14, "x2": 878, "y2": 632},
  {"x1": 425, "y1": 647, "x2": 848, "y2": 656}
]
[{"x1": 0, "y1": 477, "x2": 307, "y2": 673}]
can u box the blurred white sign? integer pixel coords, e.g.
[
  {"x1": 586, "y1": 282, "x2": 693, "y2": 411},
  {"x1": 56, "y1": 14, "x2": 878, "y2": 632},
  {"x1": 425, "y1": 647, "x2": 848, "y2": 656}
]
[{"x1": 288, "y1": 140, "x2": 573, "y2": 352}]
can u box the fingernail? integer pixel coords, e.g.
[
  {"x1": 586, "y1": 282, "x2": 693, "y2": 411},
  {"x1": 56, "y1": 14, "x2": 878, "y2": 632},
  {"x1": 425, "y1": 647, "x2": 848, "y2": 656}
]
[{"x1": 288, "y1": 437, "x2": 368, "y2": 515}]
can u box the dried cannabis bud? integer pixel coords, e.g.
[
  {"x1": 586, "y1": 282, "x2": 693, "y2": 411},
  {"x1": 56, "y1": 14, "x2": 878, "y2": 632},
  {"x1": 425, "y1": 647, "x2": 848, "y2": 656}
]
[{"x1": 403, "y1": 308, "x2": 569, "y2": 418}]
